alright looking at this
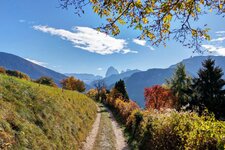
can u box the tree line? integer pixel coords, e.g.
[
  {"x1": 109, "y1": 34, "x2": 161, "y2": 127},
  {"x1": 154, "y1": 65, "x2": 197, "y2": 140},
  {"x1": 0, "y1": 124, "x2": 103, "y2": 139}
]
[
  {"x1": 0, "y1": 67, "x2": 86, "y2": 93},
  {"x1": 145, "y1": 58, "x2": 225, "y2": 119}
]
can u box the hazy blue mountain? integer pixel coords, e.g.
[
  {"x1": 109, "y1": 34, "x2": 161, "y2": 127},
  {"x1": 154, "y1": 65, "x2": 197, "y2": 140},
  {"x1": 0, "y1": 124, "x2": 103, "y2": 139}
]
[
  {"x1": 0, "y1": 52, "x2": 67, "y2": 86},
  {"x1": 105, "y1": 66, "x2": 119, "y2": 77},
  {"x1": 65, "y1": 73, "x2": 103, "y2": 84},
  {"x1": 104, "y1": 69, "x2": 141, "y2": 86},
  {"x1": 90, "y1": 69, "x2": 141, "y2": 88},
  {"x1": 126, "y1": 68, "x2": 174, "y2": 107},
  {"x1": 126, "y1": 56, "x2": 225, "y2": 107},
  {"x1": 170, "y1": 56, "x2": 225, "y2": 78}
]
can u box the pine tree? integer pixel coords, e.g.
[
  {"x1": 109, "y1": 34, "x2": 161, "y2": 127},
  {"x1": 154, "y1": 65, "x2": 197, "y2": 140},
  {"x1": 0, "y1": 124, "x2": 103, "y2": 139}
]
[
  {"x1": 114, "y1": 79, "x2": 129, "y2": 101},
  {"x1": 166, "y1": 63, "x2": 192, "y2": 110},
  {"x1": 190, "y1": 58, "x2": 225, "y2": 118}
]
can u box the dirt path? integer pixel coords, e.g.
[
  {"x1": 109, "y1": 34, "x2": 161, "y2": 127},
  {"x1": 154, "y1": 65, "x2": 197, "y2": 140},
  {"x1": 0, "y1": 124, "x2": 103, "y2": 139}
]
[
  {"x1": 93, "y1": 105, "x2": 117, "y2": 150},
  {"x1": 81, "y1": 105, "x2": 101, "y2": 150},
  {"x1": 108, "y1": 108, "x2": 129, "y2": 150},
  {"x1": 81, "y1": 104, "x2": 129, "y2": 150}
]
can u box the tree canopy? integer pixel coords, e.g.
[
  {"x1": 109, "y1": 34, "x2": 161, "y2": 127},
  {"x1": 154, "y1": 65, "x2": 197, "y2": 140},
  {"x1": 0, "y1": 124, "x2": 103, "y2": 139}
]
[
  {"x1": 166, "y1": 63, "x2": 191, "y2": 110},
  {"x1": 59, "y1": 0, "x2": 225, "y2": 52},
  {"x1": 114, "y1": 79, "x2": 129, "y2": 101},
  {"x1": 35, "y1": 76, "x2": 57, "y2": 87},
  {"x1": 61, "y1": 76, "x2": 86, "y2": 92},
  {"x1": 145, "y1": 85, "x2": 176, "y2": 110}
]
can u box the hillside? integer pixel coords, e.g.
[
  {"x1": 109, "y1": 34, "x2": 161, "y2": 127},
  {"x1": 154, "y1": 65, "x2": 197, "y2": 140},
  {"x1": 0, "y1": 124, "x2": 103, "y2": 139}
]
[
  {"x1": 0, "y1": 74, "x2": 97, "y2": 149},
  {"x1": 0, "y1": 52, "x2": 67, "y2": 85}
]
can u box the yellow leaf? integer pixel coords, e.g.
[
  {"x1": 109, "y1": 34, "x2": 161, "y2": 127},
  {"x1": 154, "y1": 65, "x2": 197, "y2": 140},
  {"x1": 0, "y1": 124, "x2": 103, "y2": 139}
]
[
  {"x1": 196, "y1": 6, "x2": 201, "y2": 12},
  {"x1": 135, "y1": 0, "x2": 142, "y2": 8},
  {"x1": 118, "y1": 18, "x2": 126, "y2": 25},
  {"x1": 209, "y1": 8, "x2": 213, "y2": 12},
  {"x1": 145, "y1": 7, "x2": 153, "y2": 14},
  {"x1": 142, "y1": 17, "x2": 148, "y2": 24},
  {"x1": 163, "y1": 14, "x2": 172, "y2": 23}
]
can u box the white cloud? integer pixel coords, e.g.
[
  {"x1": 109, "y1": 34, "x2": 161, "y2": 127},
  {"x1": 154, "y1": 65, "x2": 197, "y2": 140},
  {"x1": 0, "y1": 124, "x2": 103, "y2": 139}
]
[
  {"x1": 33, "y1": 25, "x2": 137, "y2": 55},
  {"x1": 133, "y1": 38, "x2": 155, "y2": 50},
  {"x1": 211, "y1": 37, "x2": 225, "y2": 42},
  {"x1": 97, "y1": 68, "x2": 103, "y2": 71},
  {"x1": 216, "y1": 31, "x2": 225, "y2": 34},
  {"x1": 201, "y1": 30, "x2": 225, "y2": 56},
  {"x1": 211, "y1": 31, "x2": 225, "y2": 41},
  {"x1": 202, "y1": 44, "x2": 225, "y2": 56},
  {"x1": 25, "y1": 58, "x2": 48, "y2": 67},
  {"x1": 133, "y1": 39, "x2": 146, "y2": 46}
]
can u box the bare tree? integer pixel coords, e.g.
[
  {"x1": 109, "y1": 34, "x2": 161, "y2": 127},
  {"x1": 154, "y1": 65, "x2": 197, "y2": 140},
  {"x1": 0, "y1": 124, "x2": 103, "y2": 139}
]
[{"x1": 93, "y1": 80, "x2": 106, "y2": 101}]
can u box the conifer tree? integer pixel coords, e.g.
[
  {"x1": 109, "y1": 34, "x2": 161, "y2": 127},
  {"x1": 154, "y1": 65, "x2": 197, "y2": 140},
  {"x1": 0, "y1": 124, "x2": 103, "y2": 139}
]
[
  {"x1": 114, "y1": 79, "x2": 129, "y2": 101},
  {"x1": 190, "y1": 58, "x2": 225, "y2": 118},
  {"x1": 166, "y1": 63, "x2": 192, "y2": 110}
]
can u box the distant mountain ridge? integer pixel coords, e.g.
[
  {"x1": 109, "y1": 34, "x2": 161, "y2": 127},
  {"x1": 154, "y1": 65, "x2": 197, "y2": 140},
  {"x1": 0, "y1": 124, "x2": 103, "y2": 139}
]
[
  {"x1": 90, "y1": 67, "x2": 141, "y2": 88},
  {"x1": 105, "y1": 66, "x2": 119, "y2": 77},
  {"x1": 104, "y1": 69, "x2": 141, "y2": 87},
  {"x1": 0, "y1": 52, "x2": 67, "y2": 86},
  {"x1": 170, "y1": 56, "x2": 225, "y2": 77}
]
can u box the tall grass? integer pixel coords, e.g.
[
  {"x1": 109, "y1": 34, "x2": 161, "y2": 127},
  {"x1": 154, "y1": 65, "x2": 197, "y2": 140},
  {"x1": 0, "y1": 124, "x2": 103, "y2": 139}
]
[{"x1": 0, "y1": 74, "x2": 97, "y2": 149}]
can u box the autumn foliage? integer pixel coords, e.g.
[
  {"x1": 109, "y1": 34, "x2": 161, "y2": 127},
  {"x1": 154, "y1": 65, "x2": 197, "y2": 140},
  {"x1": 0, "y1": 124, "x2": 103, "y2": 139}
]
[
  {"x1": 6, "y1": 70, "x2": 30, "y2": 80},
  {"x1": 145, "y1": 85, "x2": 177, "y2": 110},
  {"x1": 0, "y1": 66, "x2": 6, "y2": 74},
  {"x1": 104, "y1": 81, "x2": 140, "y2": 123},
  {"x1": 61, "y1": 76, "x2": 85, "y2": 92}
]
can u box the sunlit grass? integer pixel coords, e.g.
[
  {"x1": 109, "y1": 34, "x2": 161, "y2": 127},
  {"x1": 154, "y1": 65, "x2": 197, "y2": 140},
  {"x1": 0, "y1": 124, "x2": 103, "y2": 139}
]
[{"x1": 0, "y1": 74, "x2": 97, "y2": 149}]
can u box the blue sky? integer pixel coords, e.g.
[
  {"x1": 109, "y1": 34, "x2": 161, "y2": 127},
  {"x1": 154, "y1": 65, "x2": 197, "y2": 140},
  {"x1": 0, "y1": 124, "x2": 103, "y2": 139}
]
[{"x1": 1, "y1": 0, "x2": 225, "y2": 76}]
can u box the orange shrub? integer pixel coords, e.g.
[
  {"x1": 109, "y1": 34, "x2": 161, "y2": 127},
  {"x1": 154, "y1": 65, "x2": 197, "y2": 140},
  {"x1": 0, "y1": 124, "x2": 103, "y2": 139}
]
[
  {"x1": 145, "y1": 85, "x2": 177, "y2": 110},
  {"x1": 113, "y1": 98, "x2": 140, "y2": 123}
]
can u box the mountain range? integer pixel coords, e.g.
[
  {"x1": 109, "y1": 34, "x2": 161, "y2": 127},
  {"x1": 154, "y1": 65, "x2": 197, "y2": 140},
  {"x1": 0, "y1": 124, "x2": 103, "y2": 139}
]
[
  {"x1": 1, "y1": 52, "x2": 225, "y2": 107},
  {"x1": 91, "y1": 68, "x2": 141, "y2": 88},
  {"x1": 0, "y1": 52, "x2": 67, "y2": 86}
]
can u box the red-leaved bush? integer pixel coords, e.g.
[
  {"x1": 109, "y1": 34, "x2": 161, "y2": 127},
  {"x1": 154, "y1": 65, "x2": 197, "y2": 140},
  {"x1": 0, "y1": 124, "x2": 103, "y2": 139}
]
[{"x1": 145, "y1": 85, "x2": 177, "y2": 110}]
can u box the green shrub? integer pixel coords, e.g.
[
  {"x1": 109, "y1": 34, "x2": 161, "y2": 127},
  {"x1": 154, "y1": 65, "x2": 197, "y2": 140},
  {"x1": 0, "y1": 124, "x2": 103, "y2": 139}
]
[
  {"x1": 127, "y1": 110, "x2": 225, "y2": 150},
  {"x1": 35, "y1": 76, "x2": 57, "y2": 87},
  {"x1": 6, "y1": 70, "x2": 30, "y2": 80}
]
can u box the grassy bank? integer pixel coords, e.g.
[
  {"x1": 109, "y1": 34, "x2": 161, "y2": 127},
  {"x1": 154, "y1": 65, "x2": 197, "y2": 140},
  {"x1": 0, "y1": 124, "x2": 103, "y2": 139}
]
[{"x1": 0, "y1": 74, "x2": 97, "y2": 149}]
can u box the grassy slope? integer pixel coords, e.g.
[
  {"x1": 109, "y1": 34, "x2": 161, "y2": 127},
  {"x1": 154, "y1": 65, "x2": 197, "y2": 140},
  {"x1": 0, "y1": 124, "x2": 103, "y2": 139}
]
[{"x1": 0, "y1": 74, "x2": 97, "y2": 150}]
